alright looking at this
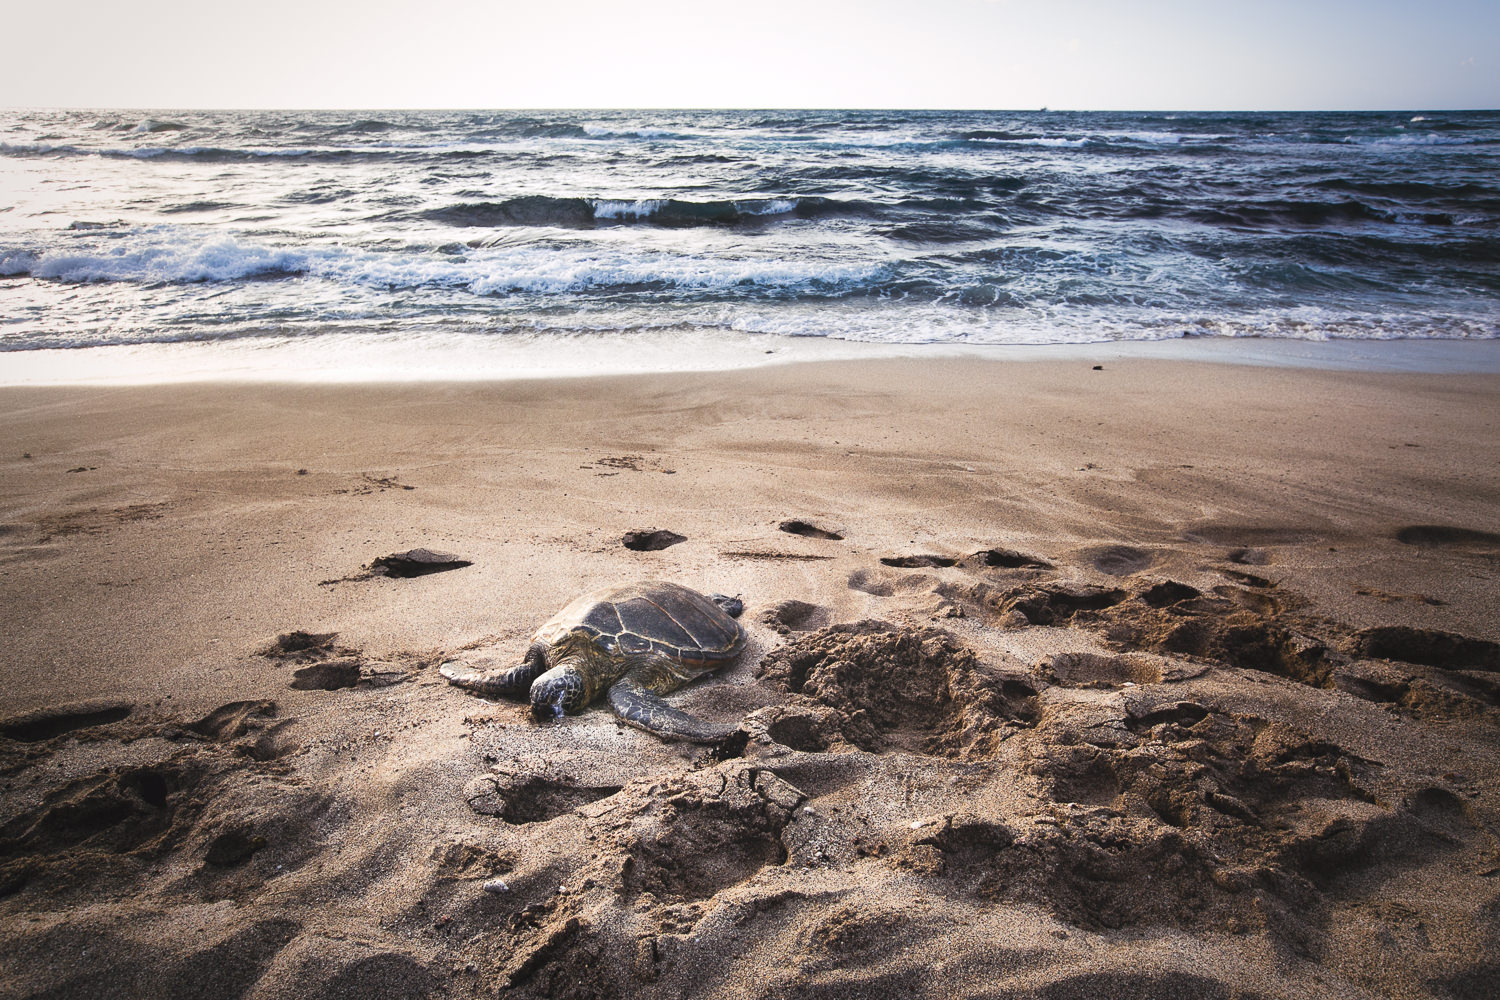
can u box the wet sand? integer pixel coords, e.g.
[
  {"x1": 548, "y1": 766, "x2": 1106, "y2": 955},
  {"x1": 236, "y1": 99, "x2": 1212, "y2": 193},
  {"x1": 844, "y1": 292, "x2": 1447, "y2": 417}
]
[{"x1": 1, "y1": 356, "x2": 1498, "y2": 999}]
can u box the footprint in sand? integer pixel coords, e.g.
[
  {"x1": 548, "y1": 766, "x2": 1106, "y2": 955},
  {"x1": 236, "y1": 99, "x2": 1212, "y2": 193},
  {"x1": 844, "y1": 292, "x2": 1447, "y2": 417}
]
[
  {"x1": 1183, "y1": 523, "x2": 1320, "y2": 546},
  {"x1": 258, "y1": 630, "x2": 411, "y2": 690},
  {"x1": 969, "y1": 547, "x2": 1052, "y2": 569},
  {"x1": 879, "y1": 554, "x2": 957, "y2": 568},
  {"x1": 259, "y1": 631, "x2": 340, "y2": 661},
  {"x1": 759, "y1": 709, "x2": 836, "y2": 753},
  {"x1": 1140, "y1": 581, "x2": 1201, "y2": 607},
  {"x1": 1395, "y1": 524, "x2": 1500, "y2": 556},
  {"x1": 1221, "y1": 567, "x2": 1275, "y2": 588},
  {"x1": 184, "y1": 700, "x2": 277, "y2": 740},
  {"x1": 1079, "y1": 544, "x2": 1155, "y2": 576},
  {"x1": 464, "y1": 773, "x2": 621, "y2": 824},
  {"x1": 1211, "y1": 585, "x2": 1281, "y2": 616},
  {"x1": 289, "y1": 661, "x2": 361, "y2": 690},
  {"x1": 204, "y1": 828, "x2": 268, "y2": 867},
  {"x1": 778, "y1": 519, "x2": 844, "y2": 541},
  {"x1": 175, "y1": 700, "x2": 300, "y2": 760},
  {"x1": 1036, "y1": 651, "x2": 1207, "y2": 689},
  {"x1": 1038, "y1": 652, "x2": 1167, "y2": 688},
  {"x1": 1346, "y1": 626, "x2": 1500, "y2": 671},
  {"x1": 847, "y1": 569, "x2": 894, "y2": 596},
  {"x1": 0, "y1": 701, "x2": 134, "y2": 743},
  {"x1": 759, "y1": 598, "x2": 828, "y2": 635}
]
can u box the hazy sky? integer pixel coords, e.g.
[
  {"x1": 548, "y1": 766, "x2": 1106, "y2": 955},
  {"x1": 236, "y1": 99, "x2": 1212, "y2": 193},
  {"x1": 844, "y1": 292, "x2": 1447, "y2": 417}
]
[{"x1": 5, "y1": 0, "x2": 1497, "y2": 110}]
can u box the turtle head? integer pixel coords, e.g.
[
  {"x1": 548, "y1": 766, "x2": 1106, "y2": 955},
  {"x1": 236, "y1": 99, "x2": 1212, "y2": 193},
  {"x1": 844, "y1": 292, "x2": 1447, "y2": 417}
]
[
  {"x1": 528, "y1": 664, "x2": 588, "y2": 720},
  {"x1": 527, "y1": 632, "x2": 620, "y2": 722}
]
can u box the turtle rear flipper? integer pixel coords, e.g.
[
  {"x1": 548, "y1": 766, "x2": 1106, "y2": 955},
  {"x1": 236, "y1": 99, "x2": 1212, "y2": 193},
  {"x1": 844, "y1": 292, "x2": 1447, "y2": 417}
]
[
  {"x1": 607, "y1": 678, "x2": 739, "y2": 744},
  {"x1": 440, "y1": 643, "x2": 548, "y2": 698}
]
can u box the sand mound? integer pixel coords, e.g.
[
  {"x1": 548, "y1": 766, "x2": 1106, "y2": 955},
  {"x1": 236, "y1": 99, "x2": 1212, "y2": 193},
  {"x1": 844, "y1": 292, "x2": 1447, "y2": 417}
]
[{"x1": 756, "y1": 621, "x2": 1038, "y2": 757}]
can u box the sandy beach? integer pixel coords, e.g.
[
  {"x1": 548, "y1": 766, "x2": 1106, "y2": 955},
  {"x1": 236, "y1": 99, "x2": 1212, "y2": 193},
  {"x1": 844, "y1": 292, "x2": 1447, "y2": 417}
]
[{"x1": 2, "y1": 354, "x2": 1498, "y2": 1000}]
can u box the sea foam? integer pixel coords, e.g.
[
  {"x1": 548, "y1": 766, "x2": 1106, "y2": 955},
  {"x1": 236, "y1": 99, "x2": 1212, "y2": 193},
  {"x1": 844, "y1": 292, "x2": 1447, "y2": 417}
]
[{"x1": 3, "y1": 230, "x2": 884, "y2": 295}]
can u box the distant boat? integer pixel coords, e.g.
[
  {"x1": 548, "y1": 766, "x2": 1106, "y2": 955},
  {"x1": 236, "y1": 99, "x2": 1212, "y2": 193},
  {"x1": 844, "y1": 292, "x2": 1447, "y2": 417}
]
[{"x1": 1040, "y1": 107, "x2": 1048, "y2": 112}]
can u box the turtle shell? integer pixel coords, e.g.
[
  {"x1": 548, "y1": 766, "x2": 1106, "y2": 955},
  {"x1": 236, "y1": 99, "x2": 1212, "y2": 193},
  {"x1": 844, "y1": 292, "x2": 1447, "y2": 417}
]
[{"x1": 535, "y1": 581, "x2": 744, "y2": 670}]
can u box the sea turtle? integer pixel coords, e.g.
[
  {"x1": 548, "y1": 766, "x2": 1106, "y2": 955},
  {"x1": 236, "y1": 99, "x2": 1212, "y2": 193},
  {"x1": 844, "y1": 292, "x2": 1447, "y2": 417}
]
[{"x1": 439, "y1": 581, "x2": 746, "y2": 743}]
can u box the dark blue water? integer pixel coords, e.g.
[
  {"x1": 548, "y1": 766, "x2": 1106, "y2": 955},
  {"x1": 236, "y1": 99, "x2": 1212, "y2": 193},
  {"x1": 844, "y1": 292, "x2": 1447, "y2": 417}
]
[{"x1": 2, "y1": 109, "x2": 1497, "y2": 353}]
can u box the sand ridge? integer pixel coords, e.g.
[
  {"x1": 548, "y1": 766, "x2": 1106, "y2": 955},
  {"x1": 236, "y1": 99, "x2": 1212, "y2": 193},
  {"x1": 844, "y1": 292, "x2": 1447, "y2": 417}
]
[{"x1": 1, "y1": 357, "x2": 1498, "y2": 999}]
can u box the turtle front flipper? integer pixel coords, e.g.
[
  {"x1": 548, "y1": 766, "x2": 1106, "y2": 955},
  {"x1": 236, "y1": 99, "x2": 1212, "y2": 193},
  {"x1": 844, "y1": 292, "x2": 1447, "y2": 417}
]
[
  {"x1": 440, "y1": 642, "x2": 548, "y2": 699},
  {"x1": 607, "y1": 676, "x2": 739, "y2": 744}
]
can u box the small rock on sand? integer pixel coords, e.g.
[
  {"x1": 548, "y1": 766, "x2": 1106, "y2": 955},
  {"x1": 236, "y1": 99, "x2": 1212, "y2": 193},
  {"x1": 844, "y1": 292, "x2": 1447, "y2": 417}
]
[
  {"x1": 369, "y1": 548, "x2": 473, "y2": 578},
  {"x1": 623, "y1": 529, "x2": 686, "y2": 551}
]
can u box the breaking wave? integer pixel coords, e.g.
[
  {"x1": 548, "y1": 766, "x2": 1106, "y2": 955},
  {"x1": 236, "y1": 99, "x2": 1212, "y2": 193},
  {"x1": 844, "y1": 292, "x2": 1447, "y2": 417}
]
[
  {"x1": 418, "y1": 195, "x2": 867, "y2": 229},
  {"x1": 1, "y1": 232, "x2": 885, "y2": 296}
]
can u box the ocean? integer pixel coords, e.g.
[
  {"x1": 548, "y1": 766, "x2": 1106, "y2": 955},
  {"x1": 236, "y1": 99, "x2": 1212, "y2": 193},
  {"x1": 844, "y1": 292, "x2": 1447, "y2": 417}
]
[{"x1": 2, "y1": 108, "x2": 1498, "y2": 379}]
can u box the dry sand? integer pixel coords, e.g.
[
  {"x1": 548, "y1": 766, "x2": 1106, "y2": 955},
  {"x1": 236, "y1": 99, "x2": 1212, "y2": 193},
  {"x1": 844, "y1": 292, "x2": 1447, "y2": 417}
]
[{"x1": 1, "y1": 356, "x2": 1498, "y2": 999}]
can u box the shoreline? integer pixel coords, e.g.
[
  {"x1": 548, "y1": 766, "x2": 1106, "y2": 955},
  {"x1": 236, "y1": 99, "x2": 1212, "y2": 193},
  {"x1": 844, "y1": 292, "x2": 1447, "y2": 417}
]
[{"x1": 4, "y1": 333, "x2": 1500, "y2": 387}]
